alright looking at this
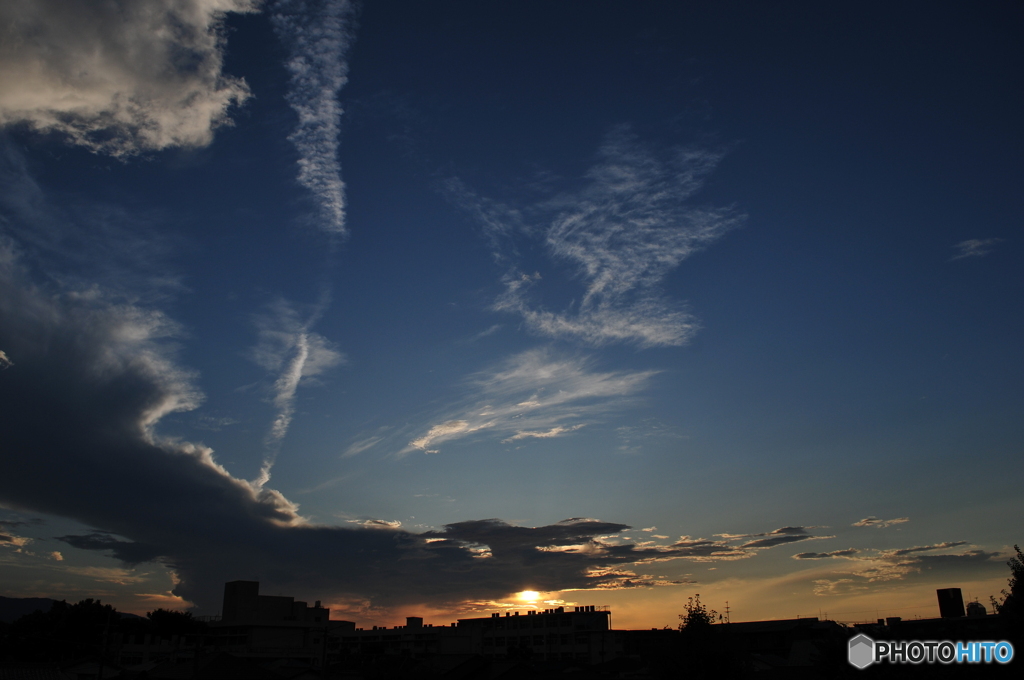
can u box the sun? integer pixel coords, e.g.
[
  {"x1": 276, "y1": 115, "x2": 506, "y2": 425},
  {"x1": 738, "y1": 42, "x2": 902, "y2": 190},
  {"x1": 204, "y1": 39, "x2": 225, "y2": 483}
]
[{"x1": 517, "y1": 590, "x2": 540, "y2": 602}]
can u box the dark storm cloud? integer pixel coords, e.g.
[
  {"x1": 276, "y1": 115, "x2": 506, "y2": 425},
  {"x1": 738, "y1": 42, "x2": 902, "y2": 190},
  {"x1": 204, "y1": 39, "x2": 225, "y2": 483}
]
[
  {"x1": 913, "y1": 550, "x2": 1002, "y2": 570},
  {"x1": 0, "y1": 255, "x2": 738, "y2": 610},
  {"x1": 55, "y1": 533, "x2": 163, "y2": 565}
]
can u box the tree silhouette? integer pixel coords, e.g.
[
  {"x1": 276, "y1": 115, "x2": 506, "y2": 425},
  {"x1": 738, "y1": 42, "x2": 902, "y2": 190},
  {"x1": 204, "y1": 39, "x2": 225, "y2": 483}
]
[
  {"x1": 670, "y1": 595, "x2": 748, "y2": 678},
  {"x1": 1, "y1": 598, "x2": 118, "y2": 663},
  {"x1": 678, "y1": 594, "x2": 717, "y2": 633},
  {"x1": 993, "y1": 544, "x2": 1023, "y2": 642},
  {"x1": 146, "y1": 608, "x2": 205, "y2": 637}
]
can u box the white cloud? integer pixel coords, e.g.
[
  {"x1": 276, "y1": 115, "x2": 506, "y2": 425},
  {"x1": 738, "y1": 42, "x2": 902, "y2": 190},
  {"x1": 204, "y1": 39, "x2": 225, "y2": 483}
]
[
  {"x1": 271, "y1": 0, "x2": 356, "y2": 235},
  {"x1": 342, "y1": 434, "x2": 385, "y2": 458},
  {"x1": 951, "y1": 238, "x2": 1002, "y2": 260},
  {"x1": 501, "y1": 424, "x2": 585, "y2": 443},
  {"x1": 466, "y1": 324, "x2": 503, "y2": 342},
  {"x1": 0, "y1": 0, "x2": 258, "y2": 156},
  {"x1": 404, "y1": 349, "x2": 656, "y2": 454},
  {"x1": 409, "y1": 420, "x2": 484, "y2": 454},
  {"x1": 812, "y1": 578, "x2": 864, "y2": 596},
  {"x1": 453, "y1": 127, "x2": 743, "y2": 347}
]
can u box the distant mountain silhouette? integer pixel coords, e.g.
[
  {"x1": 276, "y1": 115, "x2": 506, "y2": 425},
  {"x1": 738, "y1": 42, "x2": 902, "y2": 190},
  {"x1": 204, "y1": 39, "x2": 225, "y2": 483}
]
[{"x1": 0, "y1": 596, "x2": 57, "y2": 623}]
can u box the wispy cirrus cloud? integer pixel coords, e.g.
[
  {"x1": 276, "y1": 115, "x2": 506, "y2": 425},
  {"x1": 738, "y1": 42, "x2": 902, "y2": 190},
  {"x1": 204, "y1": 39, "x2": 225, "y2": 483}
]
[
  {"x1": 402, "y1": 349, "x2": 657, "y2": 455},
  {"x1": 342, "y1": 430, "x2": 388, "y2": 458},
  {"x1": 951, "y1": 238, "x2": 1002, "y2": 260},
  {"x1": 852, "y1": 516, "x2": 909, "y2": 529},
  {"x1": 501, "y1": 424, "x2": 585, "y2": 443},
  {"x1": 450, "y1": 126, "x2": 743, "y2": 348},
  {"x1": 811, "y1": 578, "x2": 866, "y2": 596},
  {"x1": 272, "y1": 0, "x2": 356, "y2": 235},
  {"x1": 0, "y1": 0, "x2": 258, "y2": 157}
]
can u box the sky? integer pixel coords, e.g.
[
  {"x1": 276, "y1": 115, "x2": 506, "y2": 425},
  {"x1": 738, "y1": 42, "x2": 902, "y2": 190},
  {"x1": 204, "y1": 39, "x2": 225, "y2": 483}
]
[{"x1": 0, "y1": 0, "x2": 1021, "y2": 630}]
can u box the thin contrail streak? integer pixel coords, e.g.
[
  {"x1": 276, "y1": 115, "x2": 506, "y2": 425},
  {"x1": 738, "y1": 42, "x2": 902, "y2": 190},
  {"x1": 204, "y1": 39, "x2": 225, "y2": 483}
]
[
  {"x1": 256, "y1": 331, "x2": 309, "y2": 489},
  {"x1": 272, "y1": 0, "x2": 356, "y2": 236}
]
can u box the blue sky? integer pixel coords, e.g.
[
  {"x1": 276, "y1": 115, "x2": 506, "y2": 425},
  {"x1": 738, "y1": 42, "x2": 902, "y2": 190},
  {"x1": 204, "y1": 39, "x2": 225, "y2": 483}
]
[{"x1": 0, "y1": 0, "x2": 1021, "y2": 628}]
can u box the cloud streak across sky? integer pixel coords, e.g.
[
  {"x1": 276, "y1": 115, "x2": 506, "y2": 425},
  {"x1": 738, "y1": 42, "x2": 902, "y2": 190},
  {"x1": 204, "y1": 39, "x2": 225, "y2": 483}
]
[
  {"x1": 250, "y1": 297, "x2": 344, "y2": 485},
  {"x1": 0, "y1": 0, "x2": 258, "y2": 157},
  {"x1": 272, "y1": 0, "x2": 356, "y2": 235},
  {"x1": 852, "y1": 516, "x2": 909, "y2": 529},
  {"x1": 403, "y1": 349, "x2": 657, "y2": 455}
]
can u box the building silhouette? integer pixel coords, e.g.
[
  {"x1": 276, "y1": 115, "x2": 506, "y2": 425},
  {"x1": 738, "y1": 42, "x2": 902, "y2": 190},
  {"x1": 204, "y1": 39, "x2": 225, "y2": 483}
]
[
  {"x1": 206, "y1": 581, "x2": 332, "y2": 667},
  {"x1": 936, "y1": 587, "x2": 966, "y2": 618},
  {"x1": 4, "y1": 580, "x2": 1013, "y2": 678}
]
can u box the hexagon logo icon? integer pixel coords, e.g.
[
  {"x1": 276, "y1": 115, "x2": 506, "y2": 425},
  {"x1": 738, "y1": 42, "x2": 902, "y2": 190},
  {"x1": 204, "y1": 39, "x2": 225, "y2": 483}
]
[{"x1": 848, "y1": 633, "x2": 875, "y2": 669}]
